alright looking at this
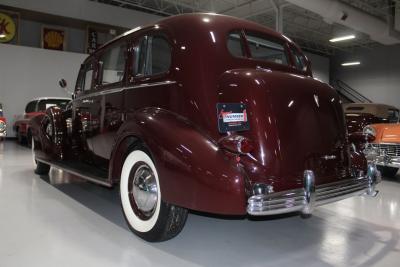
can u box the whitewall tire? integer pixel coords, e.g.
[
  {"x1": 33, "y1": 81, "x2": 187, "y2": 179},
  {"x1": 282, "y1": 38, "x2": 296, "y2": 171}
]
[
  {"x1": 120, "y1": 147, "x2": 188, "y2": 242},
  {"x1": 120, "y1": 150, "x2": 161, "y2": 233}
]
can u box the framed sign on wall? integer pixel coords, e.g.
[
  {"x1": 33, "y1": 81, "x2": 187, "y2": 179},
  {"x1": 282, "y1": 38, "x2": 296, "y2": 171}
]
[
  {"x1": 86, "y1": 25, "x2": 118, "y2": 54},
  {"x1": 0, "y1": 9, "x2": 20, "y2": 44},
  {"x1": 42, "y1": 26, "x2": 66, "y2": 51}
]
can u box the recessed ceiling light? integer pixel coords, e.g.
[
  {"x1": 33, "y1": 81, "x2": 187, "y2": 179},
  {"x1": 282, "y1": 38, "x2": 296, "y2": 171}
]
[
  {"x1": 329, "y1": 35, "x2": 356, "y2": 42},
  {"x1": 341, "y1": 61, "x2": 361, "y2": 66}
]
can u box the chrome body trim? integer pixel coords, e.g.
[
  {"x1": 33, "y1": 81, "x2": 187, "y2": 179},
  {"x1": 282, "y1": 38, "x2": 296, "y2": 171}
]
[
  {"x1": 75, "y1": 81, "x2": 177, "y2": 101},
  {"x1": 247, "y1": 164, "x2": 380, "y2": 216}
]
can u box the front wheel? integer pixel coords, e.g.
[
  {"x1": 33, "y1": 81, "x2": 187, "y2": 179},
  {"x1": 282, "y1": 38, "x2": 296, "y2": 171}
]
[
  {"x1": 32, "y1": 136, "x2": 50, "y2": 175},
  {"x1": 377, "y1": 166, "x2": 398, "y2": 178},
  {"x1": 120, "y1": 149, "x2": 188, "y2": 242}
]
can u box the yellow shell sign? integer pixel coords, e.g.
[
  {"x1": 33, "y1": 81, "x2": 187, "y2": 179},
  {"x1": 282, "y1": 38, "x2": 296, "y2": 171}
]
[
  {"x1": 44, "y1": 31, "x2": 64, "y2": 48},
  {"x1": 0, "y1": 12, "x2": 16, "y2": 43}
]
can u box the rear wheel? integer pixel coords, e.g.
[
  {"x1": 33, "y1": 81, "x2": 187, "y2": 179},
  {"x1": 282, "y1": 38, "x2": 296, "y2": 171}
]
[
  {"x1": 377, "y1": 166, "x2": 398, "y2": 178},
  {"x1": 120, "y1": 148, "x2": 188, "y2": 242},
  {"x1": 32, "y1": 136, "x2": 50, "y2": 175}
]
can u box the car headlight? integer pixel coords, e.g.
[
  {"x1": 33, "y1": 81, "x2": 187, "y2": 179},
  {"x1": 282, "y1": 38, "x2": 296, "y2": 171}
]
[
  {"x1": 363, "y1": 126, "x2": 376, "y2": 137},
  {"x1": 0, "y1": 121, "x2": 6, "y2": 132}
]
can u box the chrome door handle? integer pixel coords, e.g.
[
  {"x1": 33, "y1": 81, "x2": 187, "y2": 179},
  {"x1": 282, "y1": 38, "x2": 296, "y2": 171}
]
[{"x1": 82, "y1": 99, "x2": 94, "y2": 104}]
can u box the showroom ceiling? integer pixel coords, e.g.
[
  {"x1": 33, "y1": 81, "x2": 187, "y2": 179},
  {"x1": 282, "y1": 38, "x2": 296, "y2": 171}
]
[{"x1": 91, "y1": 0, "x2": 399, "y2": 55}]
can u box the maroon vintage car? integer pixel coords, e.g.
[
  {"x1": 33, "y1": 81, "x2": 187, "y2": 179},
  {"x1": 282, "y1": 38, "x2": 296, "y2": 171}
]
[
  {"x1": 14, "y1": 97, "x2": 70, "y2": 145},
  {"x1": 31, "y1": 13, "x2": 380, "y2": 242}
]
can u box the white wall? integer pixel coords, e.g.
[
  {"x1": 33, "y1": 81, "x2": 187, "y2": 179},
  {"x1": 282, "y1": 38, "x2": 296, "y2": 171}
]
[
  {"x1": 1, "y1": 0, "x2": 162, "y2": 29},
  {"x1": 305, "y1": 52, "x2": 330, "y2": 84},
  {"x1": 331, "y1": 44, "x2": 400, "y2": 107},
  {"x1": 0, "y1": 44, "x2": 87, "y2": 137}
]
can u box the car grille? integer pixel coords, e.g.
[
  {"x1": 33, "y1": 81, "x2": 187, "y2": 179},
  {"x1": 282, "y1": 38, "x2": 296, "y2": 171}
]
[{"x1": 371, "y1": 143, "x2": 400, "y2": 157}]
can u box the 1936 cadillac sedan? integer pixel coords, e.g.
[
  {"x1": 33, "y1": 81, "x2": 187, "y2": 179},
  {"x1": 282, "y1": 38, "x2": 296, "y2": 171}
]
[{"x1": 31, "y1": 13, "x2": 380, "y2": 241}]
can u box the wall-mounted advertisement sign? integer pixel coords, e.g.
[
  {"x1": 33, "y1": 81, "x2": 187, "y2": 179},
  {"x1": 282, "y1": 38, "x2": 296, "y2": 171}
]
[
  {"x1": 0, "y1": 10, "x2": 19, "y2": 44},
  {"x1": 42, "y1": 26, "x2": 66, "y2": 51}
]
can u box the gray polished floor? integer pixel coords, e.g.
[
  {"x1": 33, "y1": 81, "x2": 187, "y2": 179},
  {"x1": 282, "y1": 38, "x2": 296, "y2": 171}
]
[{"x1": 0, "y1": 140, "x2": 399, "y2": 267}]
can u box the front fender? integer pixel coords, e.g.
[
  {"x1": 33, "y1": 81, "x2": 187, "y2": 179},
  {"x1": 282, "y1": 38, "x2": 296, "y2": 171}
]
[{"x1": 110, "y1": 107, "x2": 247, "y2": 215}]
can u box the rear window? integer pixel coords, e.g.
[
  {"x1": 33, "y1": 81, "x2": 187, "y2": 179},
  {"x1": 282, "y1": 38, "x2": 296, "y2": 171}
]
[
  {"x1": 37, "y1": 99, "x2": 69, "y2": 111},
  {"x1": 25, "y1": 101, "x2": 37, "y2": 113},
  {"x1": 245, "y1": 32, "x2": 288, "y2": 65}
]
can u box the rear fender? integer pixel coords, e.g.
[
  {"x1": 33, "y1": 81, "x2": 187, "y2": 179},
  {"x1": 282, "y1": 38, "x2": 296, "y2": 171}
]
[{"x1": 109, "y1": 107, "x2": 247, "y2": 215}]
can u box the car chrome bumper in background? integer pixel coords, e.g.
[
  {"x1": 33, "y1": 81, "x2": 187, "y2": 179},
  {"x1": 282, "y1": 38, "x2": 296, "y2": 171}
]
[
  {"x1": 364, "y1": 143, "x2": 400, "y2": 168},
  {"x1": 247, "y1": 164, "x2": 381, "y2": 216}
]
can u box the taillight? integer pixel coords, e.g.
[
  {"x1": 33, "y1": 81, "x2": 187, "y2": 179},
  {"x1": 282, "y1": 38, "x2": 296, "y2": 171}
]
[{"x1": 218, "y1": 134, "x2": 254, "y2": 154}]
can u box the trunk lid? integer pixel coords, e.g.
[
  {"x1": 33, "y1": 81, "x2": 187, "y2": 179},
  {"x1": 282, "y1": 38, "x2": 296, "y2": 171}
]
[{"x1": 218, "y1": 69, "x2": 351, "y2": 190}]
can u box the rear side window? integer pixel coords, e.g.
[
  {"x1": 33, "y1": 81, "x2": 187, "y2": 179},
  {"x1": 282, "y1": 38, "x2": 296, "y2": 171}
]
[
  {"x1": 227, "y1": 32, "x2": 245, "y2": 57},
  {"x1": 25, "y1": 101, "x2": 37, "y2": 113},
  {"x1": 245, "y1": 32, "x2": 288, "y2": 65},
  {"x1": 99, "y1": 43, "x2": 126, "y2": 85},
  {"x1": 134, "y1": 35, "x2": 171, "y2": 76},
  {"x1": 84, "y1": 69, "x2": 93, "y2": 91}
]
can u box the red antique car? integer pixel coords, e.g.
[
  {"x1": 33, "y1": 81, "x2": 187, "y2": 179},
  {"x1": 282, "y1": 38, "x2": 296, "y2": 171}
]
[
  {"x1": 31, "y1": 14, "x2": 380, "y2": 242},
  {"x1": 14, "y1": 97, "x2": 70, "y2": 145},
  {"x1": 0, "y1": 103, "x2": 6, "y2": 140}
]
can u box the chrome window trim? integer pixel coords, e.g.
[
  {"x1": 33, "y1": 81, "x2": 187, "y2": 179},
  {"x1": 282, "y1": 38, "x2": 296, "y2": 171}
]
[{"x1": 75, "y1": 80, "x2": 176, "y2": 101}]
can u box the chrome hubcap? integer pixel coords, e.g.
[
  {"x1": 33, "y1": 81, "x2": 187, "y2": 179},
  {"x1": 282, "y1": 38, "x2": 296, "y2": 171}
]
[
  {"x1": 46, "y1": 122, "x2": 53, "y2": 137},
  {"x1": 131, "y1": 164, "x2": 158, "y2": 218}
]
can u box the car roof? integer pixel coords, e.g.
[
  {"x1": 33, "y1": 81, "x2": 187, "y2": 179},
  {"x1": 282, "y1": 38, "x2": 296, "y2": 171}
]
[{"x1": 90, "y1": 13, "x2": 294, "y2": 60}]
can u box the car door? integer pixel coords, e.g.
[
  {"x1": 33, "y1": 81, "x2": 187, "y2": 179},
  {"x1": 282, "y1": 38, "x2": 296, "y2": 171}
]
[
  {"x1": 125, "y1": 30, "x2": 175, "y2": 113},
  {"x1": 90, "y1": 40, "x2": 128, "y2": 170},
  {"x1": 72, "y1": 60, "x2": 97, "y2": 163}
]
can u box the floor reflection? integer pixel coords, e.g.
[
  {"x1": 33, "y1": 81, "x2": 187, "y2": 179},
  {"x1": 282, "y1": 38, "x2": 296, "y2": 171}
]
[{"x1": 1, "y1": 140, "x2": 399, "y2": 267}]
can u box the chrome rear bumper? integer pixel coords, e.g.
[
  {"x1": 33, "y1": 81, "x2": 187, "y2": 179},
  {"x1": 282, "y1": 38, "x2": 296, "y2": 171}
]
[{"x1": 247, "y1": 164, "x2": 381, "y2": 216}]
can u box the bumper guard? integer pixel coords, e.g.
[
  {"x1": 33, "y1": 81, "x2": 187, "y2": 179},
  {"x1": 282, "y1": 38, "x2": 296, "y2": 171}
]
[{"x1": 247, "y1": 164, "x2": 381, "y2": 216}]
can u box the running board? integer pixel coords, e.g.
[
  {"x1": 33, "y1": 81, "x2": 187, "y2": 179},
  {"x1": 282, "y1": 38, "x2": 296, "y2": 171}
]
[{"x1": 37, "y1": 159, "x2": 112, "y2": 187}]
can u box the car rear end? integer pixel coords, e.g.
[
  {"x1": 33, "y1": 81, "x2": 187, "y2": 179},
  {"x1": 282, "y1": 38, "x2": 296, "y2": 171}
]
[{"x1": 215, "y1": 25, "x2": 380, "y2": 217}]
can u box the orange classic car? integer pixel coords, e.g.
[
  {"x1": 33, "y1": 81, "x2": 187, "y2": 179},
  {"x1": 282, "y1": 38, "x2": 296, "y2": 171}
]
[{"x1": 364, "y1": 123, "x2": 400, "y2": 177}]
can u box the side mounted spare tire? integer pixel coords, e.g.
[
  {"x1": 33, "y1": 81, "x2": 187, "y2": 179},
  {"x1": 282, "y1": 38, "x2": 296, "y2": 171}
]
[
  {"x1": 120, "y1": 147, "x2": 188, "y2": 242},
  {"x1": 41, "y1": 106, "x2": 66, "y2": 160}
]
